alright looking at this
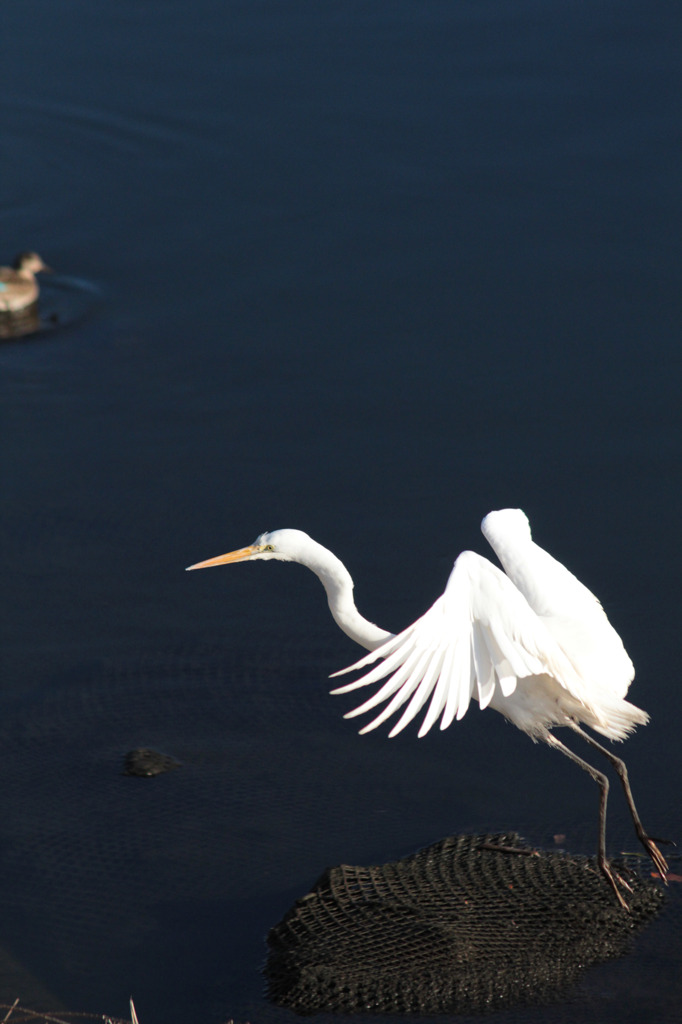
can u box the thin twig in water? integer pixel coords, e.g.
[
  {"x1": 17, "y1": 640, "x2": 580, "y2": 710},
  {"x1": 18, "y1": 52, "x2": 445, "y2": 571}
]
[{"x1": 1, "y1": 999, "x2": 19, "y2": 1023}]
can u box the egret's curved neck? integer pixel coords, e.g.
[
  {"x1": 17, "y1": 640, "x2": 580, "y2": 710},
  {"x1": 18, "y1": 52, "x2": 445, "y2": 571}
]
[{"x1": 297, "y1": 541, "x2": 392, "y2": 651}]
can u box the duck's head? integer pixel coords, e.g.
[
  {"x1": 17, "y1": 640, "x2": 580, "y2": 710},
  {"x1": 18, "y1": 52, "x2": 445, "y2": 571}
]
[{"x1": 13, "y1": 252, "x2": 52, "y2": 275}]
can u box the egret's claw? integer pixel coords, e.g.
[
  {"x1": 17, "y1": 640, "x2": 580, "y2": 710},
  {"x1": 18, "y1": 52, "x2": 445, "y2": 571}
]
[
  {"x1": 594, "y1": 854, "x2": 636, "y2": 910},
  {"x1": 600, "y1": 861, "x2": 630, "y2": 911},
  {"x1": 639, "y1": 834, "x2": 669, "y2": 879}
]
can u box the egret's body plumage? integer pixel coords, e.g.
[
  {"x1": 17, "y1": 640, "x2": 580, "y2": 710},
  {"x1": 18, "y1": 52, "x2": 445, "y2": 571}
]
[
  {"x1": 332, "y1": 510, "x2": 645, "y2": 745},
  {"x1": 0, "y1": 252, "x2": 50, "y2": 313},
  {"x1": 187, "y1": 509, "x2": 667, "y2": 905}
]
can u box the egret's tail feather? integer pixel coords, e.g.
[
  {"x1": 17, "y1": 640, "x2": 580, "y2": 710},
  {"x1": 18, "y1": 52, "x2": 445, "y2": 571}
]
[{"x1": 586, "y1": 694, "x2": 649, "y2": 742}]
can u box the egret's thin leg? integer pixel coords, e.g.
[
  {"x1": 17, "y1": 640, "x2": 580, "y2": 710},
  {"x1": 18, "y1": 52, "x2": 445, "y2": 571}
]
[
  {"x1": 544, "y1": 732, "x2": 629, "y2": 909},
  {"x1": 567, "y1": 722, "x2": 669, "y2": 879}
]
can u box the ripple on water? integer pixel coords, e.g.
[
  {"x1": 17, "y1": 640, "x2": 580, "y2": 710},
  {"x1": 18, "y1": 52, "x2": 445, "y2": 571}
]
[{"x1": 0, "y1": 274, "x2": 102, "y2": 341}]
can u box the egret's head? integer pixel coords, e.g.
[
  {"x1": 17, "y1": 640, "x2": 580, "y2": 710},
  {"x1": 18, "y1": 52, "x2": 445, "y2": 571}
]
[{"x1": 186, "y1": 528, "x2": 314, "y2": 570}]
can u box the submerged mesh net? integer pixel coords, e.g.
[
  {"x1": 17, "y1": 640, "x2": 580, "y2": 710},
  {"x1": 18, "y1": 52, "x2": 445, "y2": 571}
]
[{"x1": 266, "y1": 832, "x2": 664, "y2": 1015}]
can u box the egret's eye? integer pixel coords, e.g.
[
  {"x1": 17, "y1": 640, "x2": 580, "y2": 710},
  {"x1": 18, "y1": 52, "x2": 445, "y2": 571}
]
[{"x1": 263, "y1": 544, "x2": 275, "y2": 552}]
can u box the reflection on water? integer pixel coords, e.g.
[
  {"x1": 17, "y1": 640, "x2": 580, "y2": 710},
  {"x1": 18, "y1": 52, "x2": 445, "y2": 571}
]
[
  {"x1": 0, "y1": 304, "x2": 41, "y2": 340},
  {"x1": 0, "y1": 276, "x2": 102, "y2": 340}
]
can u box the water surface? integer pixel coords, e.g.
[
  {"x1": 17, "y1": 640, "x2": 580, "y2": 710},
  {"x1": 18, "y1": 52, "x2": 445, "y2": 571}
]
[{"x1": 1, "y1": 2, "x2": 681, "y2": 1022}]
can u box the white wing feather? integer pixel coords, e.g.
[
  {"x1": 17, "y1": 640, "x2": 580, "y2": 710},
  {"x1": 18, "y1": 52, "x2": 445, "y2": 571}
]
[
  {"x1": 330, "y1": 550, "x2": 587, "y2": 737},
  {"x1": 481, "y1": 509, "x2": 635, "y2": 698}
]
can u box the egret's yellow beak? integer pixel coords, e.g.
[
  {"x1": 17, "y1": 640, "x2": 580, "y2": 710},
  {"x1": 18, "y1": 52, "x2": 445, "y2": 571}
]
[{"x1": 186, "y1": 545, "x2": 262, "y2": 571}]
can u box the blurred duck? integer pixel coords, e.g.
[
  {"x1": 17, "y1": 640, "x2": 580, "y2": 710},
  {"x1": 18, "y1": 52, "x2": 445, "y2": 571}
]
[{"x1": 0, "y1": 252, "x2": 51, "y2": 313}]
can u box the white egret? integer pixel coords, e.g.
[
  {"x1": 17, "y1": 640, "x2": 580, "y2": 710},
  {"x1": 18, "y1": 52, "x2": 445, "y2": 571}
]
[
  {"x1": 0, "y1": 252, "x2": 51, "y2": 312},
  {"x1": 187, "y1": 509, "x2": 667, "y2": 906}
]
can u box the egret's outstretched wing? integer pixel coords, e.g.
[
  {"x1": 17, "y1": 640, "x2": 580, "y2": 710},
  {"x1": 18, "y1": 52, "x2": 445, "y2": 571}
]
[
  {"x1": 481, "y1": 509, "x2": 635, "y2": 699},
  {"x1": 330, "y1": 550, "x2": 583, "y2": 738}
]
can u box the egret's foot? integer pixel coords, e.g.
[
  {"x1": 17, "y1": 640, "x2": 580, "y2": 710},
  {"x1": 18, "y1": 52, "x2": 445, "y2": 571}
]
[
  {"x1": 599, "y1": 860, "x2": 632, "y2": 911},
  {"x1": 637, "y1": 832, "x2": 669, "y2": 879}
]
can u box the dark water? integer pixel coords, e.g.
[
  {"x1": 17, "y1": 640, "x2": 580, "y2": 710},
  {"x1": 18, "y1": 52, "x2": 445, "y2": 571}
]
[{"x1": 2, "y1": 2, "x2": 682, "y2": 1021}]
